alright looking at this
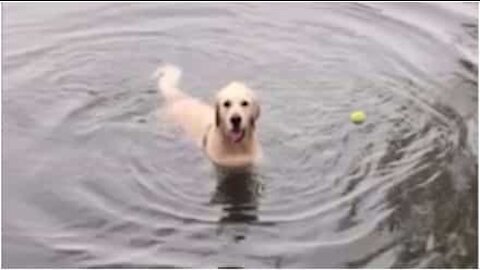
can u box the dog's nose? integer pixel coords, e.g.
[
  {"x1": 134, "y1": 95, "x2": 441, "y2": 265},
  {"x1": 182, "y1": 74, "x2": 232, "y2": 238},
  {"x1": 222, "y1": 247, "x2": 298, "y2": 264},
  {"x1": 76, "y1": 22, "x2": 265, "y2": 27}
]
[{"x1": 230, "y1": 115, "x2": 241, "y2": 126}]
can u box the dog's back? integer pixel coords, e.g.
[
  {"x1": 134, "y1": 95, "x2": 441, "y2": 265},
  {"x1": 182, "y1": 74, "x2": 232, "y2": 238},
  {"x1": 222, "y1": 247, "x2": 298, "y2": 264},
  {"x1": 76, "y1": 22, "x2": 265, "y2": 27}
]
[{"x1": 155, "y1": 64, "x2": 214, "y2": 145}]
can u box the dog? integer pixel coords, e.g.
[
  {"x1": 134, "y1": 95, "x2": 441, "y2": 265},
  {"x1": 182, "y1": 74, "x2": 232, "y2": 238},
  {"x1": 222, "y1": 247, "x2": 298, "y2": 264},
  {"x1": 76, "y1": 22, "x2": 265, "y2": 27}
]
[{"x1": 154, "y1": 64, "x2": 261, "y2": 168}]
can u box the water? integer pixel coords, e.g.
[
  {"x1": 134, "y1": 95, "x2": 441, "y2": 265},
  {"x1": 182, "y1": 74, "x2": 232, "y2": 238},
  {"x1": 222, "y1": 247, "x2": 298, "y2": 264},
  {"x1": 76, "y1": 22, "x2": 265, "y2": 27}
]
[{"x1": 3, "y1": 3, "x2": 478, "y2": 268}]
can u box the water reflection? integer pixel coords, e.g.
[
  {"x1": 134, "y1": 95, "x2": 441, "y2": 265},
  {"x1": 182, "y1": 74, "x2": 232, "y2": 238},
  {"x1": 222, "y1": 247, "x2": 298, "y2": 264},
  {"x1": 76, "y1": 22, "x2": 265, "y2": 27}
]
[
  {"x1": 210, "y1": 166, "x2": 263, "y2": 241},
  {"x1": 347, "y1": 129, "x2": 478, "y2": 268},
  {"x1": 382, "y1": 151, "x2": 477, "y2": 268}
]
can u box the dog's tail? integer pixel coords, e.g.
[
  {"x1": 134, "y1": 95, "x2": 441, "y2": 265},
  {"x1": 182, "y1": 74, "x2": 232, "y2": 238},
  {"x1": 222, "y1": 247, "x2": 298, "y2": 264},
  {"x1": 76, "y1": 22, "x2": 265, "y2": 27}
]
[{"x1": 153, "y1": 64, "x2": 185, "y2": 101}]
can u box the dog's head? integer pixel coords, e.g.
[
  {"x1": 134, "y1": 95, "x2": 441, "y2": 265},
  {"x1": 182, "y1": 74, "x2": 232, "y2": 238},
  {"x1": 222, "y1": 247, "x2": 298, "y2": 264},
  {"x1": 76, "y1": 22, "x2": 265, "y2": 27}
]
[{"x1": 214, "y1": 82, "x2": 260, "y2": 144}]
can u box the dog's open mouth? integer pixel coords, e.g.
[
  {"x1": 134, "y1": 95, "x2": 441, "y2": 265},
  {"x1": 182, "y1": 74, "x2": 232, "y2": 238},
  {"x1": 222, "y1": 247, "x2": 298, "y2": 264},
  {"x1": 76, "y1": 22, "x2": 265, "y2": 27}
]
[{"x1": 228, "y1": 129, "x2": 245, "y2": 143}]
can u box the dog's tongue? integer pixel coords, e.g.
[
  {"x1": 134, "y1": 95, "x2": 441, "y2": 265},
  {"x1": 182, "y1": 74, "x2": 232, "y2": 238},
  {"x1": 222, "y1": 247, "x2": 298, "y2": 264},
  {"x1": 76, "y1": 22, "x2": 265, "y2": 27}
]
[{"x1": 229, "y1": 130, "x2": 244, "y2": 143}]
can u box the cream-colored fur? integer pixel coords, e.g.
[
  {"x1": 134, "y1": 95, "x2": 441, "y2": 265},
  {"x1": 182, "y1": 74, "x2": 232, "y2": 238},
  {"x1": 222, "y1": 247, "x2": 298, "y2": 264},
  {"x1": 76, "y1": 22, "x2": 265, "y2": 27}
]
[{"x1": 154, "y1": 64, "x2": 261, "y2": 168}]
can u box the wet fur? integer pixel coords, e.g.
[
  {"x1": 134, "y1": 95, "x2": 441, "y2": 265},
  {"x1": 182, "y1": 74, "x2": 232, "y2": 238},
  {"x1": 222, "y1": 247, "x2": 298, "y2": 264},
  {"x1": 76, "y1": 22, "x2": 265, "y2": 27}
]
[{"x1": 154, "y1": 64, "x2": 261, "y2": 168}]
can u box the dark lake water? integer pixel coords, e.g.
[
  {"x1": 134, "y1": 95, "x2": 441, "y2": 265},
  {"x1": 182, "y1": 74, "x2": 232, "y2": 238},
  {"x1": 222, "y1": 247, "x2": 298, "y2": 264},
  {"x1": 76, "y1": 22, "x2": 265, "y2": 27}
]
[{"x1": 3, "y1": 3, "x2": 478, "y2": 268}]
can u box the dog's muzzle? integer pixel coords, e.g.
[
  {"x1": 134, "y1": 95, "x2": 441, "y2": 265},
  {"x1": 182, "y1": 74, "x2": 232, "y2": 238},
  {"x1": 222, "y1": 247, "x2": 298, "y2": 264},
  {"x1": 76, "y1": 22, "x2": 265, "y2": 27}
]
[{"x1": 228, "y1": 115, "x2": 245, "y2": 143}]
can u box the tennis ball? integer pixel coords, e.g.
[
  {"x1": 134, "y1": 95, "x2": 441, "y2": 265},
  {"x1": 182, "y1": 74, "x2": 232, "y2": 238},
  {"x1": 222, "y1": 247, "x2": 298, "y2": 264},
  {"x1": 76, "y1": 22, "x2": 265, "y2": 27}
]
[{"x1": 350, "y1": 110, "x2": 366, "y2": 124}]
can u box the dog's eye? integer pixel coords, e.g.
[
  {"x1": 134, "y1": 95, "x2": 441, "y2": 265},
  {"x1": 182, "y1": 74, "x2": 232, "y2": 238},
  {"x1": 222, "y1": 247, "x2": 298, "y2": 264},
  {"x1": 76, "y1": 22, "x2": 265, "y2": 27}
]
[
  {"x1": 223, "y1": 101, "x2": 231, "y2": 108},
  {"x1": 241, "y1": 101, "x2": 249, "y2": 107}
]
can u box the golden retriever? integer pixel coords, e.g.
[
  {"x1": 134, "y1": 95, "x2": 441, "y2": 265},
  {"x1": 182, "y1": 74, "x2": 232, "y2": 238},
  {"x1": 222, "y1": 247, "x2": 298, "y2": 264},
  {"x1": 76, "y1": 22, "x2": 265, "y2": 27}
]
[{"x1": 154, "y1": 64, "x2": 261, "y2": 168}]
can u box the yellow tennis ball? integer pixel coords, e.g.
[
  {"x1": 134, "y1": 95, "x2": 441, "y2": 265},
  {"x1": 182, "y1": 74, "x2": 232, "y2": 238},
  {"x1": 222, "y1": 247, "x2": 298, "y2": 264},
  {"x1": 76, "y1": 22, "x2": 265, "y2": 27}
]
[{"x1": 350, "y1": 110, "x2": 366, "y2": 124}]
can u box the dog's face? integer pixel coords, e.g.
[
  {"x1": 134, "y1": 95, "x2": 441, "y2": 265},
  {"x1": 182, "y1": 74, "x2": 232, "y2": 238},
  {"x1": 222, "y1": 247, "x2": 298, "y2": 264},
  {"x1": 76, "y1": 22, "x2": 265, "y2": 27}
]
[{"x1": 215, "y1": 82, "x2": 260, "y2": 144}]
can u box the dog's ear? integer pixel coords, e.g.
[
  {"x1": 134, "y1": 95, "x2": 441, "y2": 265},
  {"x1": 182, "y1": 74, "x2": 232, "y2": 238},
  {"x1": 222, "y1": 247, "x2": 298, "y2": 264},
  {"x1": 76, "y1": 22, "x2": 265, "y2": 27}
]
[
  {"x1": 215, "y1": 102, "x2": 221, "y2": 127},
  {"x1": 254, "y1": 102, "x2": 261, "y2": 120},
  {"x1": 250, "y1": 102, "x2": 261, "y2": 127}
]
